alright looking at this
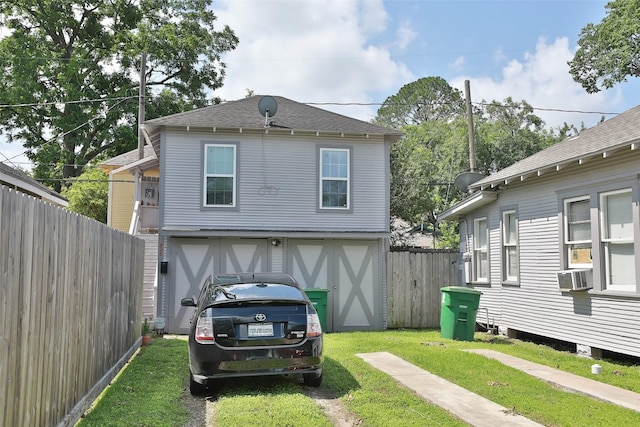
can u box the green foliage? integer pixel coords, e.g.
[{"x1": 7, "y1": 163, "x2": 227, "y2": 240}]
[
  {"x1": 380, "y1": 78, "x2": 563, "y2": 247},
  {"x1": 374, "y1": 76, "x2": 465, "y2": 128},
  {"x1": 474, "y1": 98, "x2": 560, "y2": 175},
  {"x1": 435, "y1": 220, "x2": 460, "y2": 249},
  {"x1": 0, "y1": 0, "x2": 238, "y2": 191},
  {"x1": 61, "y1": 167, "x2": 108, "y2": 223},
  {"x1": 569, "y1": 0, "x2": 640, "y2": 93}
]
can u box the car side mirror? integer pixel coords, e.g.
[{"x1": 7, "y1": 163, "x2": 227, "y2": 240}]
[{"x1": 181, "y1": 297, "x2": 196, "y2": 307}]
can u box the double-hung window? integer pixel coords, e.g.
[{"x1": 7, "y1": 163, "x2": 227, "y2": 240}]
[
  {"x1": 564, "y1": 197, "x2": 592, "y2": 268},
  {"x1": 502, "y1": 210, "x2": 518, "y2": 282},
  {"x1": 319, "y1": 148, "x2": 350, "y2": 209},
  {"x1": 601, "y1": 189, "x2": 635, "y2": 291},
  {"x1": 204, "y1": 144, "x2": 236, "y2": 207},
  {"x1": 473, "y1": 217, "x2": 488, "y2": 282}
]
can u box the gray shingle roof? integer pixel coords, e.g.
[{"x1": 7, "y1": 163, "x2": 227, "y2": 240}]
[
  {"x1": 472, "y1": 104, "x2": 640, "y2": 189},
  {"x1": 0, "y1": 162, "x2": 67, "y2": 204},
  {"x1": 145, "y1": 95, "x2": 403, "y2": 138},
  {"x1": 99, "y1": 145, "x2": 156, "y2": 167}
]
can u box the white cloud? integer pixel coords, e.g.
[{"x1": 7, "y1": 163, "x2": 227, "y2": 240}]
[
  {"x1": 449, "y1": 56, "x2": 465, "y2": 72},
  {"x1": 451, "y1": 37, "x2": 622, "y2": 130},
  {"x1": 395, "y1": 20, "x2": 417, "y2": 50},
  {"x1": 211, "y1": 0, "x2": 412, "y2": 121}
]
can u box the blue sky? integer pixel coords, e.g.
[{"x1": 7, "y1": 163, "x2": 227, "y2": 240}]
[
  {"x1": 209, "y1": 0, "x2": 637, "y2": 127},
  {"x1": 2, "y1": 0, "x2": 638, "y2": 170}
]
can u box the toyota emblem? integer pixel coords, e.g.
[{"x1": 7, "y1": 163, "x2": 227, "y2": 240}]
[{"x1": 255, "y1": 313, "x2": 267, "y2": 322}]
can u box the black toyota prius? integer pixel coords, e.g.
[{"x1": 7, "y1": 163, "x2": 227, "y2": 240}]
[{"x1": 180, "y1": 272, "x2": 324, "y2": 395}]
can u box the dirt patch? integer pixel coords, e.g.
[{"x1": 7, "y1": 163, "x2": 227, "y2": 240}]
[{"x1": 302, "y1": 385, "x2": 363, "y2": 426}]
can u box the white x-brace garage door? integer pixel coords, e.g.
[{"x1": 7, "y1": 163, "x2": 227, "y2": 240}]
[
  {"x1": 166, "y1": 237, "x2": 382, "y2": 333},
  {"x1": 287, "y1": 240, "x2": 382, "y2": 331},
  {"x1": 168, "y1": 238, "x2": 268, "y2": 333}
]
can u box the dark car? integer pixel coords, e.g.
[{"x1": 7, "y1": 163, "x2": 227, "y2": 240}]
[{"x1": 180, "y1": 272, "x2": 324, "y2": 395}]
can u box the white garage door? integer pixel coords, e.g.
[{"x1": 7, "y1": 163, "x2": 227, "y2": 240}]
[
  {"x1": 287, "y1": 239, "x2": 382, "y2": 332},
  {"x1": 167, "y1": 238, "x2": 268, "y2": 333}
]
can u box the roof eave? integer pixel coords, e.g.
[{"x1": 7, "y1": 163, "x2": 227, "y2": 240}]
[
  {"x1": 438, "y1": 190, "x2": 498, "y2": 221},
  {"x1": 470, "y1": 139, "x2": 640, "y2": 192}
]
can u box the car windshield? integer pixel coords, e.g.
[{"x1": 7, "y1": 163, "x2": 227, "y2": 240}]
[{"x1": 213, "y1": 283, "x2": 305, "y2": 302}]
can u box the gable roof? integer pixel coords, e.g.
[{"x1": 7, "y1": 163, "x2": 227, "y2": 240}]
[
  {"x1": 0, "y1": 162, "x2": 68, "y2": 207},
  {"x1": 144, "y1": 95, "x2": 403, "y2": 140},
  {"x1": 471, "y1": 104, "x2": 640, "y2": 190}
]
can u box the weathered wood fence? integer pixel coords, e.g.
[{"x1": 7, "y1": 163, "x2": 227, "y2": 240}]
[
  {"x1": 386, "y1": 249, "x2": 460, "y2": 328},
  {"x1": 0, "y1": 186, "x2": 145, "y2": 427}
]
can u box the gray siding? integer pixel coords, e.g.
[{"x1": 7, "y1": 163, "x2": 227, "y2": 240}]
[
  {"x1": 161, "y1": 129, "x2": 388, "y2": 231},
  {"x1": 466, "y1": 151, "x2": 640, "y2": 357}
]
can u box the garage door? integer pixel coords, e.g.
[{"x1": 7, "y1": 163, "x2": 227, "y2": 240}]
[
  {"x1": 287, "y1": 239, "x2": 382, "y2": 332},
  {"x1": 167, "y1": 238, "x2": 268, "y2": 333}
]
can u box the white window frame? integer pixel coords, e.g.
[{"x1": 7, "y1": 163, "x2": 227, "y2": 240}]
[
  {"x1": 600, "y1": 188, "x2": 634, "y2": 291},
  {"x1": 502, "y1": 210, "x2": 518, "y2": 282},
  {"x1": 473, "y1": 217, "x2": 488, "y2": 282},
  {"x1": 319, "y1": 147, "x2": 350, "y2": 210},
  {"x1": 564, "y1": 196, "x2": 592, "y2": 268},
  {"x1": 203, "y1": 143, "x2": 236, "y2": 208}
]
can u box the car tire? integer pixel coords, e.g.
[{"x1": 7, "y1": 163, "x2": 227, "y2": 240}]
[
  {"x1": 303, "y1": 370, "x2": 323, "y2": 387},
  {"x1": 189, "y1": 372, "x2": 207, "y2": 395}
]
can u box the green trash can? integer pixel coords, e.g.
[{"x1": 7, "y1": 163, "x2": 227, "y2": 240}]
[
  {"x1": 304, "y1": 288, "x2": 329, "y2": 332},
  {"x1": 440, "y1": 286, "x2": 482, "y2": 341}
]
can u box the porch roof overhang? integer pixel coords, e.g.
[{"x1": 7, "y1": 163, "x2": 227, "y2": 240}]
[
  {"x1": 110, "y1": 155, "x2": 158, "y2": 175},
  {"x1": 438, "y1": 190, "x2": 498, "y2": 222}
]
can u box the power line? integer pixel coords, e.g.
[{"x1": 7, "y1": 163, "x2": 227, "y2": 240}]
[{"x1": 0, "y1": 95, "x2": 138, "y2": 109}]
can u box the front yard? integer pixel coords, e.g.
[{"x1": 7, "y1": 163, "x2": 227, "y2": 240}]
[{"x1": 78, "y1": 330, "x2": 640, "y2": 426}]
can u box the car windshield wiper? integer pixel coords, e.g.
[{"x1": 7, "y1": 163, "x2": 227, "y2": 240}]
[{"x1": 213, "y1": 285, "x2": 236, "y2": 300}]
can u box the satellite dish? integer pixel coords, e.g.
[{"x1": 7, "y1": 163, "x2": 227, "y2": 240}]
[
  {"x1": 454, "y1": 172, "x2": 485, "y2": 193},
  {"x1": 258, "y1": 96, "x2": 278, "y2": 119}
]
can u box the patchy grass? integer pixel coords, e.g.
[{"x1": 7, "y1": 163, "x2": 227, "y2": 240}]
[
  {"x1": 77, "y1": 339, "x2": 190, "y2": 427},
  {"x1": 78, "y1": 331, "x2": 640, "y2": 427}
]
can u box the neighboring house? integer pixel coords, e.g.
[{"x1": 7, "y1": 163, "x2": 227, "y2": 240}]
[
  {"x1": 100, "y1": 145, "x2": 160, "y2": 320},
  {"x1": 439, "y1": 105, "x2": 640, "y2": 358},
  {"x1": 0, "y1": 162, "x2": 68, "y2": 207},
  {"x1": 105, "y1": 95, "x2": 403, "y2": 334},
  {"x1": 99, "y1": 145, "x2": 159, "y2": 233}
]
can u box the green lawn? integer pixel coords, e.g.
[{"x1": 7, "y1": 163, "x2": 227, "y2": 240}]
[{"x1": 78, "y1": 331, "x2": 640, "y2": 426}]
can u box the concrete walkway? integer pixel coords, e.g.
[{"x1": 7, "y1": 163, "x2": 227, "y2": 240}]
[
  {"x1": 465, "y1": 349, "x2": 640, "y2": 412},
  {"x1": 356, "y1": 352, "x2": 543, "y2": 426}
]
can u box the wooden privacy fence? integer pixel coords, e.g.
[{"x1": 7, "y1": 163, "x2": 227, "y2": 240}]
[
  {"x1": 386, "y1": 249, "x2": 460, "y2": 328},
  {"x1": 0, "y1": 186, "x2": 145, "y2": 427}
]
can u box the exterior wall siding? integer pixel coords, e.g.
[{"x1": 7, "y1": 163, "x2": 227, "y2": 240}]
[
  {"x1": 466, "y1": 151, "x2": 640, "y2": 357},
  {"x1": 161, "y1": 130, "x2": 388, "y2": 231},
  {"x1": 108, "y1": 171, "x2": 135, "y2": 232}
]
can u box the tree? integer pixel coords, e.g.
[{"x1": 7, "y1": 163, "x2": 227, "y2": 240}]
[
  {"x1": 0, "y1": 0, "x2": 238, "y2": 191},
  {"x1": 374, "y1": 77, "x2": 465, "y2": 128},
  {"x1": 568, "y1": 0, "x2": 640, "y2": 93},
  {"x1": 379, "y1": 78, "x2": 562, "y2": 249},
  {"x1": 474, "y1": 98, "x2": 558, "y2": 175},
  {"x1": 61, "y1": 167, "x2": 108, "y2": 223}
]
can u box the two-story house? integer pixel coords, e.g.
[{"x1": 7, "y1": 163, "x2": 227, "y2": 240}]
[
  {"x1": 105, "y1": 95, "x2": 403, "y2": 334},
  {"x1": 440, "y1": 105, "x2": 640, "y2": 359}
]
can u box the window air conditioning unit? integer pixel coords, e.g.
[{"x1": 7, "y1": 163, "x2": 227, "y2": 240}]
[{"x1": 557, "y1": 269, "x2": 593, "y2": 291}]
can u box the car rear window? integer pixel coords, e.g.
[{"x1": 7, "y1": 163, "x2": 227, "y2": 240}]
[{"x1": 214, "y1": 283, "x2": 306, "y2": 302}]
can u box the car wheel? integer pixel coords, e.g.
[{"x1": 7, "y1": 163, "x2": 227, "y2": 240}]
[
  {"x1": 303, "y1": 370, "x2": 323, "y2": 387},
  {"x1": 189, "y1": 372, "x2": 207, "y2": 395}
]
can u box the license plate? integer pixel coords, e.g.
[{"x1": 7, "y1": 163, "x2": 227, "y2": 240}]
[{"x1": 248, "y1": 323, "x2": 274, "y2": 337}]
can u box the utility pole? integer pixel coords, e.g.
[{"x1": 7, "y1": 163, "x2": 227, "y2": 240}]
[
  {"x1": 135, "y1": 53, "x2": 147, "y2": 204},
  {"x1": 137, "y1": 53, "x2": 147, "y2": 160},
  {"x1": 464, "y1": 79, "x2": 476, "y2": 172}
]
